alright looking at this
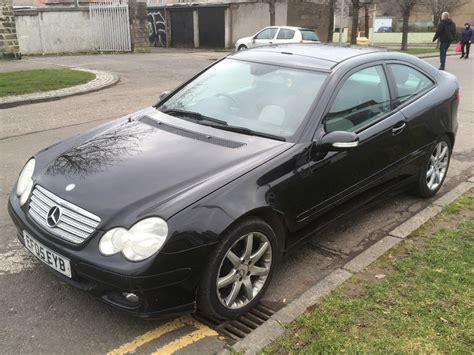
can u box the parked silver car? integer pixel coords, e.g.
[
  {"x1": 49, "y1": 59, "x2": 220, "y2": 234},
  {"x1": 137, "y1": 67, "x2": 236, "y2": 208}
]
[{"x1": 235, "y1": 26, "x2": 320, "y2": 51}]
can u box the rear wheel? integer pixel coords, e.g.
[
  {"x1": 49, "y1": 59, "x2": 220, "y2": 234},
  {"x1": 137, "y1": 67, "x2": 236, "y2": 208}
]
[
  {"x1": 414, "y1": 136, "x2": 451, "y2": 198},
  {"x1": 197, "y1": 217, "x2": 276, "y2": 319}
]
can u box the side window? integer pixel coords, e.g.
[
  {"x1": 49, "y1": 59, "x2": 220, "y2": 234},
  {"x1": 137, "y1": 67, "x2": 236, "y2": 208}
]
[
  {"x1": 255, "y1": 28, "x2": 278, "y2": 40},
  {"x1": 325, "y1": 65, "x2": 391, "y2": 133},
  {"x1": 277, "y1": 29, "x2": 296, "y2": 40},
  {"x1": 389, "y1": 64, "x2": 433, "y2": 103}
]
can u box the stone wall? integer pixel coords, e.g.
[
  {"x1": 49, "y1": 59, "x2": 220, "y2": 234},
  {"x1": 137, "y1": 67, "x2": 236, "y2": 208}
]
[
  {"x1": 0, "y1": 0, "x2": 21, "y2": 59},
  {"x1": 128, "y1": 0, "x2": 149, "y2": 51}
]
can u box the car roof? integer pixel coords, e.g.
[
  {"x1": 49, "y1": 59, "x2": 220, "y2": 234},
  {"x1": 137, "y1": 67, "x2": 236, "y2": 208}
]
[
  {"x1": 230, "y1": 43, "x2": 387, "y2": 71},
  {"x1": 274, "y1": 26, "x2": 309, "y2": 30},
  {"x1": 264, "y1": 26, "x2": 315, "y2": 31}
]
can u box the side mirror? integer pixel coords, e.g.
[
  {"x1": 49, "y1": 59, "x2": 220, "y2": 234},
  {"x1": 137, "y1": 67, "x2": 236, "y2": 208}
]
[
  {"x1": 252, "y1": 38, "x2": 256, "y2": 44},
  {"x1": 159, "y1": 90, "x2": 170, "y2": 101},
  {"x1": 319, "y1": 131, "x2": 359, "y2": 151}
]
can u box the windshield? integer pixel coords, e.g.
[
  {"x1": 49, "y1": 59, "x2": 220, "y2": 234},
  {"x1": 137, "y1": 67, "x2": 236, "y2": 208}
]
[{"x1": 159, "y1": 59, "x2": 327, "y2": 138}]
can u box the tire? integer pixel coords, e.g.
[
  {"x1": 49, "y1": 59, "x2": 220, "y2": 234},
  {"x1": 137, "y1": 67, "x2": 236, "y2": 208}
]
[
  {"x1": 197, "y1": 217, "x2": 277, "y2": 319},
  {"x1": 238, "y1": 45, "x2": 247, "y2": 51},
  {"x1": 414, "y1": 135, "x2": 451, "y2": 198}
]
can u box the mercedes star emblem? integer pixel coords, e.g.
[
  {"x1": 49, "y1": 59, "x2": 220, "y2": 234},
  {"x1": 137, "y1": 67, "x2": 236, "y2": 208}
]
[{"x1": 46, "y1": 206, "x2": 62, "y2": 227}]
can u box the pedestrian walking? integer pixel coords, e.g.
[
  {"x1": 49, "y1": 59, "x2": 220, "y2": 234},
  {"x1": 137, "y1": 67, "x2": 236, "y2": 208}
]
[
  {"x1": 433, "y1": 12, "x2": 456, "y2": 70},
  {"x1": 460, "y1": 23, "x2": 473, "y2": 59}
]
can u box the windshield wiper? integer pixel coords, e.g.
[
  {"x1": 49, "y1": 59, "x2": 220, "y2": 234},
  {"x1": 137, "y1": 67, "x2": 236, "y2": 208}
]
[
  {"x1": 162, "y1": 108, "x2": 285, "y2": 141},
  {"x1": 161, "y1": 109, "x2": 227, "y2": 125},
  {"x1": 203, "y1": 123, "x2": 286, "y2": 141}
]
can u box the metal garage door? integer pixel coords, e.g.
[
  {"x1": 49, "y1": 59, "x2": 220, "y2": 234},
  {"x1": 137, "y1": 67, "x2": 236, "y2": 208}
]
[
  {"x1": 198, "y1": 7, "x2": 225, "y2": 48},
  {"x1": 90, "y1": 0, "x2": 131, "y2": 52},
  {"x1": 170, "y1": 10, "x2": 194, "y2": 48}
]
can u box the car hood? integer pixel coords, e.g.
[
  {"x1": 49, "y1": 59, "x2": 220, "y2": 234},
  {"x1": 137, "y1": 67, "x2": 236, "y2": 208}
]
[{"x1": 33, "y1": 109, "x2": 292, "y2": 228}]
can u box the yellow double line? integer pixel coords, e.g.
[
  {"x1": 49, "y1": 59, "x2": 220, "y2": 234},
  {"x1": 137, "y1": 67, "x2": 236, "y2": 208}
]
[{"x1": 108, "y1": 316, "x2": 218, "y2": 355}]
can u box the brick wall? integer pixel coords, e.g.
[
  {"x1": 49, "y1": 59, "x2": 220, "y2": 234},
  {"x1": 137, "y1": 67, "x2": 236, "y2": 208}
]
[{"x1": 0, "y1": 0, "x2": 21, "y2": 59}]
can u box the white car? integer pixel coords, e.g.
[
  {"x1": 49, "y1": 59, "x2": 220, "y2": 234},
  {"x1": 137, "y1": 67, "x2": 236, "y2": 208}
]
[{"x1": 235, "y1": 26, "x2": 321, "y2": 51}]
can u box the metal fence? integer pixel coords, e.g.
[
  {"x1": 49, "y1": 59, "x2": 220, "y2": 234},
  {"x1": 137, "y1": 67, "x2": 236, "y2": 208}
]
[{"x1": 90, "y1": 0, "x2": 131, "y2": 52}]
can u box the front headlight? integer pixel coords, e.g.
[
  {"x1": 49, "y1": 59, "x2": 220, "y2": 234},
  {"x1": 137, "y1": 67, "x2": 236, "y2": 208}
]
[
  {"x1": 99, "y1": 217, "x2": 168, "y2": 261},
  {"x1": 16, "y1": 158, "x2": 35, "y2": 207}
]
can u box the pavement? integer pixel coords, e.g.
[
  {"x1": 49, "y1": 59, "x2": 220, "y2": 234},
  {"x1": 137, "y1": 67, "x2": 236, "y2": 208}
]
[{"x1": 0, "y1": 51, "x2": 472, "y2": 354}]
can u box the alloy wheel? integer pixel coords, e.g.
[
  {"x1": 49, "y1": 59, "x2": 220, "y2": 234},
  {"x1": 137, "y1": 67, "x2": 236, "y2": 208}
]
[
  {"x1": 426, "y1": 141, "x2": 449, "y2": 191},
  {"x1": 216, "y1": 232, "x2": 272, "y2": 310}
]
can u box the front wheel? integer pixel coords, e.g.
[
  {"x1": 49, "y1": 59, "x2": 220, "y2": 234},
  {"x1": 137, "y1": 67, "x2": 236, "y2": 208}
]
[
  {"x1": 238, "y1": 44, "x2": 247, "y2": 51},
  {"x1": 197, "y1": 218, "x2": 276, "y2": 319},
  {"x1": 414, "y1": 136, "x2": 451, "y2": 198}
]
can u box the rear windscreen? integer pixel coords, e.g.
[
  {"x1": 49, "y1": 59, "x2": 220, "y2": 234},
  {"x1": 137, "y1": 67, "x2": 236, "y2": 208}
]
[{"x1": 301, "y1": 30, "x2": 319, "y2": 41}]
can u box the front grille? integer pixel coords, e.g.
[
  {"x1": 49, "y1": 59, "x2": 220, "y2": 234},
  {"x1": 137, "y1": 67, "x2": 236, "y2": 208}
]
[{"x1": 28, "y1": 185, "x2": 101, "y2": 245}]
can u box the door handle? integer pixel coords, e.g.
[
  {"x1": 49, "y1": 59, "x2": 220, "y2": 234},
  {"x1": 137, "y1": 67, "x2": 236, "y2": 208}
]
[
  {"x1": 269, "y1": 41, "x2": 273, "y2": 44},
  {"x1": 392, "y1": 121, "x2": 406, "y2": 135}
]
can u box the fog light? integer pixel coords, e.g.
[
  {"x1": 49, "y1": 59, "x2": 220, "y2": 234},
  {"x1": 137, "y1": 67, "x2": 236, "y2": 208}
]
[{"x1": 122, "y1": 292, "x2": 139, "y2": 303}]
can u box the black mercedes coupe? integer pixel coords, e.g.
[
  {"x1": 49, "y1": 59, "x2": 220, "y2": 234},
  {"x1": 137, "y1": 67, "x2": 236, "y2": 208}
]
[{"x1": 8, "y1": 44, "x2": 459, "y2": 319}]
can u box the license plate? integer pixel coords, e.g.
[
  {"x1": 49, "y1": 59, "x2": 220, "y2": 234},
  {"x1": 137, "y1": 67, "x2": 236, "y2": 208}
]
[{"x1": 23, "y1": 231, "x2": 72, "y2": 278}]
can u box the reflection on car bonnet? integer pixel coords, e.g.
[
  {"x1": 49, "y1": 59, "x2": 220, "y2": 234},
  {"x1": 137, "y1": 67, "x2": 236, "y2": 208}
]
[{"x1": 258, "y1": 105, "x2": 286, "y2": 126}]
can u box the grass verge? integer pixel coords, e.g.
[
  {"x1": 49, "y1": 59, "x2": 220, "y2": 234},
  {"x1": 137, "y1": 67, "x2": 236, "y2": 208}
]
[
  {"x1": 265, "y1": 189, "x2": 474, "y2": 353},
  {"x1": 396, "y1": 48, "x2": 441, "y2": 55},
  {"x1": 0, "y1": 69, "x2": 95, "y2": 97},
  {"x1": 394, "y1": 47, "x2": 456, "y2": 56}
]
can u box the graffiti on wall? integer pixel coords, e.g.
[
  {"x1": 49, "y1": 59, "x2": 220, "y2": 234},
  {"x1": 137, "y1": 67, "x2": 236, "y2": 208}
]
[{"x1": 148, "y1": 9, "x2": 167, "y2": 47}]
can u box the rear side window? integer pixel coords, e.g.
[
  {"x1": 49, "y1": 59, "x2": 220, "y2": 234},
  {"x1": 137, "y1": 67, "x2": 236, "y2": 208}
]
[
  {"x1": 255, "y1": 28, "x2": 278, "y2": 40},
  {"x1": 325, "y1": 65, "x2": 391, "y2": 132},
  {"x1": 301, "y1": 30, "x2": 319, "y2": 41},
  {"x1": 277, "y1": 29, "x2": 296, "y2": 40},
  {"x1": 389, "y1": 64, "x2": 434, "y2": 103}
]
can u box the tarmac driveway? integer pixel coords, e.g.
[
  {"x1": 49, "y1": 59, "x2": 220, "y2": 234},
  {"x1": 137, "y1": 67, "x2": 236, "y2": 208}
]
[{"x1": 0, "y1": 51, "x2": 472, "y2": 354}]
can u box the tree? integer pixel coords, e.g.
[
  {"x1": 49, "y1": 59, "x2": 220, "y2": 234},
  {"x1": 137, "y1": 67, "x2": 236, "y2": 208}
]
[
  {"x1": 364, "y1": 4, "x2": 370, "y2": 38},
  {"x1": 431, "y1": 0, "x2": 469, "y2": 28},
  {"x1": 327, "y1": 0, "x2": 337, "y2": 42},
  {"x1": 350, "y1": 0, "x2": 361, "y2": 44},
  {"x1": 396, "y1": 0, "x2": 418, "y2": 50}
]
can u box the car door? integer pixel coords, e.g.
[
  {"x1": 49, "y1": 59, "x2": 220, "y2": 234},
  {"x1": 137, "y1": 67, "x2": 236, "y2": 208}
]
[
  {"x1": 387, "y1": 62, "x2": 436, "y2": 151},
  {"x1": 293, "y1": 64, "x2": 414, "y2": 227},
  {"x1": 251, "y1": 27, "x2": 278, "y2": 48},
  {"x1": 273, "y1": 28, "x2": 297, "y2": 44}
]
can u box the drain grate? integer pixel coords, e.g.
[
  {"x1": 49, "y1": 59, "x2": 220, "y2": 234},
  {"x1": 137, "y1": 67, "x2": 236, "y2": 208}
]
[{"x1": 194, "y1": 301, "x2": 284, "y2": 343}]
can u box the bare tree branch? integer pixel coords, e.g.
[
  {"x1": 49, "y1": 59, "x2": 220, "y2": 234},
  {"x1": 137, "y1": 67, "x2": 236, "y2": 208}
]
[{"x1": 431, "y1": 0, "x2": 469, "y2": 28}]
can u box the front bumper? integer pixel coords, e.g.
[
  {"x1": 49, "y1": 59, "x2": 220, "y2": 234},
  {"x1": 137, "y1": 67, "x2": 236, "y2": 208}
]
[{"x1": 8, "y1": 194, "x2": 214, "y2": 319}]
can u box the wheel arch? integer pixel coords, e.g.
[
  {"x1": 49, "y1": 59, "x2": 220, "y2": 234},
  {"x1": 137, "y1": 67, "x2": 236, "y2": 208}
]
[
  {"x1": 445, "y1": 131, "x2": 455, "y2": 149},
  {"x1": 219, "y1": 206, "x2": 288, "y2": 258}
]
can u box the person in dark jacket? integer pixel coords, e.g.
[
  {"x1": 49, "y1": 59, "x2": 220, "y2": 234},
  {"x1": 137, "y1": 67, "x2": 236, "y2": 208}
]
[
  {"x1": 433, "y1": 12, "x2": 456, "y2": 70},
  {"x1": 460, "y1": 22, "x2": 473, "y2": 59}
]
